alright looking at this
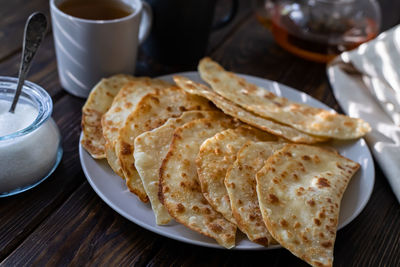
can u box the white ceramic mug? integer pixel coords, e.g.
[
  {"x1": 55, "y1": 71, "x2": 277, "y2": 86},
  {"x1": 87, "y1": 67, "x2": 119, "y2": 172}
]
[{"x1": 50, "y1": 0, "x2": 152, "y2": 98}]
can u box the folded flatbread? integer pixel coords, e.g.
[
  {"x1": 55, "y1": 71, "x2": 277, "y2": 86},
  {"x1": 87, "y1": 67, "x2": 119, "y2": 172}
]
[
  {"x1": 159, "y1": 117, "x2": 238, "y2": 248},
  {"x1": 199, "y1": 57, "x2": 370, "y2": 139},
  {"x1": 256, "y1": 144, "x2": 360, "y2": 267}
]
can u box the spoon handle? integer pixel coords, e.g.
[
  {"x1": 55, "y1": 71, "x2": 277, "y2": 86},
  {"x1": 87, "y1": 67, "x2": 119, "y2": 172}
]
[{"x1": 9, "y1": 12, "x2": 47, "y2": 113}]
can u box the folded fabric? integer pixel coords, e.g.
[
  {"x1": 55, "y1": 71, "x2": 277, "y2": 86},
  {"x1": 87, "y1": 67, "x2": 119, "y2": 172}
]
[{"x1": 327, "y1": 24, "x2": 400, "y2": 204}]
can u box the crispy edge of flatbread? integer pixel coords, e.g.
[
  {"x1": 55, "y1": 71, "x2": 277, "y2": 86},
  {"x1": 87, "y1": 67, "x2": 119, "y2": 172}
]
[
  {"x1": 198, "y1": 57, "x2": 370, "y2": 139},
  {"x1": 256, "y1": 144, "x2": 360, "y2": 267},
  {"x1": 81, "y1": 74, "x2": 134, "y2": 158},
  {"x1": 102, "y1": 78, "x2": 172, "y2": 178},
  {"x1": 196, "y1": 125, "x2": 276, "y2": 224},
  {"x1": 134, "y1": 110, "x2": 222, "y2": 225},
  {"x1": 225, "y1": 141, "x2": 285, "y2": 246},
  {"x1": 173, "y1": 75, "x2": 328, "y2": 144},
  {"x1": 117, "y1": 86, "x2": 214, "y2": 202},
  {"x1": 159, "y1": 117, "x2": 238, "y2": 248}
]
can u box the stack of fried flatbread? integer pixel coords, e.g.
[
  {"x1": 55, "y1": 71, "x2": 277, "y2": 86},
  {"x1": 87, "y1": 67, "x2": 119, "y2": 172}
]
[{"x1": 81, "y1": 58, "x2": 369, "y2": 267}]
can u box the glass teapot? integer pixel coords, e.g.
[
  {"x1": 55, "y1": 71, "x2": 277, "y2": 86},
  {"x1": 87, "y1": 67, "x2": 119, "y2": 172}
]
[{"x1": 255, "y1": 0, "x2": 381, "y2": 63}]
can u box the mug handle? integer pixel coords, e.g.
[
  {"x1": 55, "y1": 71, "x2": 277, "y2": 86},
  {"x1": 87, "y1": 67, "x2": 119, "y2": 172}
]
[
  {"x1": 138, "y1": 1, "x2": 153, "y2": 44},
  {"x1": 212, "y1": 0, "x2": 239, "y2": 30}
]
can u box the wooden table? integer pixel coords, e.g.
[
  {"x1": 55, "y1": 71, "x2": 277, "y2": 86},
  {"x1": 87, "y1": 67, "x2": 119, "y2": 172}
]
[{"x1": 1, "y1": 0, "x2": 399, "y2": 266}]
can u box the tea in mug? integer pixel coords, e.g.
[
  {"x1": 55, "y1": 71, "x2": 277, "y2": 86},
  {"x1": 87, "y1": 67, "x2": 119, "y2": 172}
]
[{"x1": 58, "y1": 0, "x2": 133, "y2": 20}]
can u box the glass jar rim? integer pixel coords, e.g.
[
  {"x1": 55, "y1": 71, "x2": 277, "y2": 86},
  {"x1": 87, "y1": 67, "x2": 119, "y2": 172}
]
[{"x1": 0, "y1": 76, "x2": 53, "y2": 141}]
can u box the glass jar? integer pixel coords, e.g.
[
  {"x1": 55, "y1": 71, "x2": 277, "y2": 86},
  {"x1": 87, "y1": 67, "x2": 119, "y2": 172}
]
[
  {"x1": 0, "y1": 76, "x2": 63, "y2": 197},
  {"x1": 256, "y1": 0, "x2": 381, "y2": 63}
]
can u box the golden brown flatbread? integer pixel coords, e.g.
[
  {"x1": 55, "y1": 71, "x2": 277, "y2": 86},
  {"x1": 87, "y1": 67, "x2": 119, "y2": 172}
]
[
  {"x1": 256, "y1": 144, "x2": 360, "y2": 267},
  {"x1": 159, "y1": 117, "x2": 238, "y2": 248},
  {"x1": 81, "y1": 74, "x2": 134, "y2": 158},
  {"x1": 173, "y1": 75, "x2": 327, "y2": 144},
  {"x1": 225, "y1": 141, "x2": 285, "y2": 246},
  {"x1": 117, "y1": 86, "x2": 213, "y2": 201},
  {"x1": 196, "y1": 126, "x2": 276, "y2": 224},
  {"x1": 101, "y1": 78, "x2": 171, "y2": 178},
  {"x1": 198, "y1": 57, "x2": 370, "y2": 139},
  {"x1": 134, "y1": 111, "x2": 220, "y2": 224}
]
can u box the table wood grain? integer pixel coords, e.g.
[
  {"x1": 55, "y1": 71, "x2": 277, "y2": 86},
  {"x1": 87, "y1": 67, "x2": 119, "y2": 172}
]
[{"x1": 0, "y1": 0, "x2": 399, "y2": 266}]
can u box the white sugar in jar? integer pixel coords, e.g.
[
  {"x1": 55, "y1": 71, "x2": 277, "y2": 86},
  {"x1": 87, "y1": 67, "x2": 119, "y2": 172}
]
[{"x1": 0, "y1": 77, "x2": 62, "y2": 197}]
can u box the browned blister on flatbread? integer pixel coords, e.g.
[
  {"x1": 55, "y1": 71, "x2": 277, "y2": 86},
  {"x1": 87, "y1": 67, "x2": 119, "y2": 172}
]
[
  {"x1": 134, "y1": 111, "x2": 221, "y2": 225},
  {"x1": 159, "y1": 117, "x2": 239, "y2": 248},
  {"x1": 173, "y1": 75, "x2": 327, "y2": 144},
  {"x1": 102, "y1": 78, "x2": 171, "y2": 180},
  {"x1": 256, "y1": 144, "x2": 360, "y2": 267},
  {"x1": 198, "y1": 57, "x2": 370, "y2": 139},
  {"x1": 81, "y1": 74, "x2": 134, "y2": 158},
  {"x1": 117, "y1": 86, "x2": 214, "y2": 202},
  {"x1": 196, "y1": 126, "x2": 276, "y2": 224},
  {"x1": 225, "y1": 141, "x2": 285, "y2": 246}
]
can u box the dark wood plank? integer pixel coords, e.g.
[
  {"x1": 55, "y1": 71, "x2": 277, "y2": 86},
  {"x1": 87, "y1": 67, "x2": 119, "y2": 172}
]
[
  {"x1": 3, "y1": 173, "x2": 399, "y2": 266},
  {"x1": 207, "y1": 0, "x2": 254, "y2": 54},
  {"x1": 1, "y1": 182, "x2": 164, "y2": 266},
  {"x1": 0, "y1": 178, "x2": 307, "y2": 266},
  {"x1": 146, "y1": 239, "x2": 308, "y2": 267},
  {"x1": 208, "y1": 15, "x2": 312, "y2": 81},
  {"x1": 0, "y1": 0, "x2": 50, "y2": 61}
]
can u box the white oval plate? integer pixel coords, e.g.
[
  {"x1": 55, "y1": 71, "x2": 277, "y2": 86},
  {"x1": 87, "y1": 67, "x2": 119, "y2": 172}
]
[{"x1": 79, "y1": 72, "x2": 375, "y2": 250}]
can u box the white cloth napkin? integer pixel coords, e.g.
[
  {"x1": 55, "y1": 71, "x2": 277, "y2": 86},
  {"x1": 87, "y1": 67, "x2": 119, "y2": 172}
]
[{"x1": 327, "y1": 25, "x2": 400, "y2": 204}]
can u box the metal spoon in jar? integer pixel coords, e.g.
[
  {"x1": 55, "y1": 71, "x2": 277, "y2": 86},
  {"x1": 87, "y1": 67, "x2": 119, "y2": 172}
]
[{"x1": 9, "y1": 12, "x2": 47, "y2": 113}]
